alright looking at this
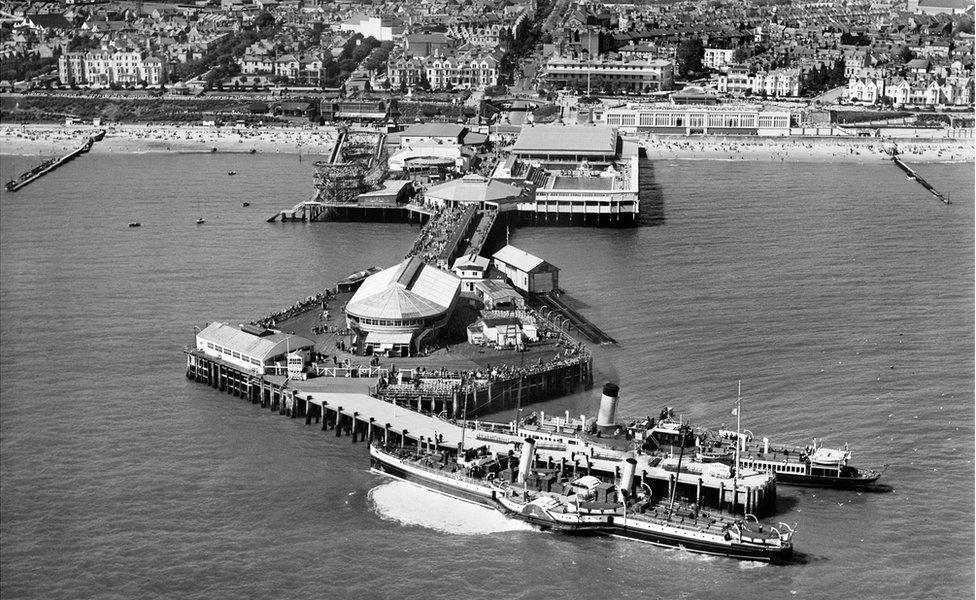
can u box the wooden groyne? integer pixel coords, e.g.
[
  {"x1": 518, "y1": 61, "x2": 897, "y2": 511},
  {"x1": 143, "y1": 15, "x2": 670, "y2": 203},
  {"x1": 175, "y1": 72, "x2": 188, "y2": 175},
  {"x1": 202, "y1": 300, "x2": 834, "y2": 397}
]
[
  {"x1": 891, "y1": 155, "x2": 949, "y2": 204},
  {"x1": 5, "y1": 132, "x2": 102, "y2": 193}
]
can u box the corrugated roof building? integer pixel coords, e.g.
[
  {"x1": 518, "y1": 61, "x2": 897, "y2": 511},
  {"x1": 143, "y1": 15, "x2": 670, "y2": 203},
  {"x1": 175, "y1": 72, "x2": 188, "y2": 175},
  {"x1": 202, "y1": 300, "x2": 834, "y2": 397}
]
[
  {"x1": 345, "y1": 257, "x2": 461, "y2": 356},
  {"x1": 512, "y1": 125, "x2": 618, "y2": 162}
]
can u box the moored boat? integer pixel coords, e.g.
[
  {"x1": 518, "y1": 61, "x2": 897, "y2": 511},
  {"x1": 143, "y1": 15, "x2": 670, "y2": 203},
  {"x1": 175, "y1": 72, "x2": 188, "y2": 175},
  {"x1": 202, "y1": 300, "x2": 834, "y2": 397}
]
[
  {"x1": 491, "y1": 477, "x2": 795, "y2": 563},
  {"x1": 639, "y1": 409, "x2": 884, "y2": 489},
  {"x1": 370, "y1": 438, "x2": 796, "y2": 564}
]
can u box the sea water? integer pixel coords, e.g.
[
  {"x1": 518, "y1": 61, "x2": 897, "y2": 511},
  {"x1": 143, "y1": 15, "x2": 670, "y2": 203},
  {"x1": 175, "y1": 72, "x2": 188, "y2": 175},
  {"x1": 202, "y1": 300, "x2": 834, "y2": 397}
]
[{"x1": 1, "y1": 151, "x2": 972, "y2": 600}]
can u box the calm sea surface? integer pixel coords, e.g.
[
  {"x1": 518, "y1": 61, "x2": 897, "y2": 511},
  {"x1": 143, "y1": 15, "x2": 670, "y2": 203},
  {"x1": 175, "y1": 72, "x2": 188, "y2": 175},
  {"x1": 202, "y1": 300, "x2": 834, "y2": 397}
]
[{"x1": 1, "y1": 151, "x2": 972, "y2": 600}]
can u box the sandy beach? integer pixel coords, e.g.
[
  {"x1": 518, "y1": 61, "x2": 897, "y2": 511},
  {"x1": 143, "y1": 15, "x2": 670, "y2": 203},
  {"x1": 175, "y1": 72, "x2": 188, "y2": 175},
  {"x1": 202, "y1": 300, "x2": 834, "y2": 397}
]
[
  {"x1": 635, "y1": 135, "x2": 974, "y2": 163},
  {"x1": 0, "y1": 124, "x2": 339, "y2": 156},
  {"x1": 1, "y1": 123, "x2": 972, "y2": 163}
]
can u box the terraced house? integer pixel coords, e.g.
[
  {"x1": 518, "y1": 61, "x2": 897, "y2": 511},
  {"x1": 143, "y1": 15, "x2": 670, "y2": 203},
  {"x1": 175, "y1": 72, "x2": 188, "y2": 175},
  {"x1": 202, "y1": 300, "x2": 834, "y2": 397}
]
[
  {"x1": 58, "y1": 50, "x2": 165, "y2": 85},
  {"x1": 388, "y1": 48, "x2": 501, "y2": 90}
]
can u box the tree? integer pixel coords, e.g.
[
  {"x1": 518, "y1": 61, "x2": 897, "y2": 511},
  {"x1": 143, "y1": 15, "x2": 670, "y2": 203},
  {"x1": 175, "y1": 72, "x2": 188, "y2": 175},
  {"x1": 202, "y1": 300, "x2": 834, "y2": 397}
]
[
  {"x1": 957, "y1": 16, "x2": 974, "y2": 35},
  {"x1": 733, "y1": 46, "x2": 749, "y2": 64},
  {"x1": 676, "y1": 39, "x2": 704, "y2": 77},
  {"x1": 254, "y1": 11, "x2": 275, "y2": 30},
  {"x1": 898, "y1": 46, "x2": 915, "y2": 63}
]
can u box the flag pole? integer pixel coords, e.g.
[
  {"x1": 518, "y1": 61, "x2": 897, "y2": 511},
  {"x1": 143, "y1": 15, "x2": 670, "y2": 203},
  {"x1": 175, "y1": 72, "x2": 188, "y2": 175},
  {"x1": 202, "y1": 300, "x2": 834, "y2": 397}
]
[{"x1": 735, "y1": 380, "x2": 741, "y2": 483}]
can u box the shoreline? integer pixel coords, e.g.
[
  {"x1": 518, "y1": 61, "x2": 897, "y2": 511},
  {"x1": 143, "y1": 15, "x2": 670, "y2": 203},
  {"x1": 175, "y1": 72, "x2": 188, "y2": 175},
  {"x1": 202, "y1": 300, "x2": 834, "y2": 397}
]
[
  {"x1": 1, "y1": 123, "x2": 972, "y2": 164},
  {"x1": 0, "y1": 123, "x2": 339, "y2": 157},
  {"x1": 635, "y1": 135, "x2": 974, "y2": 164}
]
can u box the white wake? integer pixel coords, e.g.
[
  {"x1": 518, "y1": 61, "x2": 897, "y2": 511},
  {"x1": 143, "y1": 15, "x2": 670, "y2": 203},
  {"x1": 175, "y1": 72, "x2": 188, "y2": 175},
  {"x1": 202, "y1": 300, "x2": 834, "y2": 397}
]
[{"x1": 368, "y1": 480, "x2": 534, "y2": 535}]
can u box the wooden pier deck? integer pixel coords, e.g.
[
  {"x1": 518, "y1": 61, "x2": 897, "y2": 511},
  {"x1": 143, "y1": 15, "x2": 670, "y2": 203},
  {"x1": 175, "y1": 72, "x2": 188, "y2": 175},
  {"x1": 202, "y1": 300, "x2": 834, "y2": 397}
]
[{"x1": 184, "y1": 352, "x2": 776, "y2": 516}]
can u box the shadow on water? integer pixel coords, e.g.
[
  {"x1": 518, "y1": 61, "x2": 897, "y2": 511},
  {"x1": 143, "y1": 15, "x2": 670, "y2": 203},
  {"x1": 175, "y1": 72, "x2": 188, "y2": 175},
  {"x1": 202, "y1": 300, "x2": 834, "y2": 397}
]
[
  {"x1": 788, "y1": 551, "x2": 819, "y2": 566},
  {"x1": 638, "y1": 159, "x2": 665, "y2": 227},
  {"x1": 773, "y1": 495, "x2": 800, "y2": 516},
  {"x1": 860, "y1": 483, "x2": 895, "y2": 494}
]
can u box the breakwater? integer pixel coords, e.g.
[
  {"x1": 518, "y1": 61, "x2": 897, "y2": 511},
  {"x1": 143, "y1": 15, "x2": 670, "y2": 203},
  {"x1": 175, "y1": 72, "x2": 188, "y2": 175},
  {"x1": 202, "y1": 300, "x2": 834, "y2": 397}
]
[
  {"x1": 5, "y1": 131, "x2": 102, "y2": 192},
  {"x1": 891, "y1": 154, "x2": 950, "y2": 204}
]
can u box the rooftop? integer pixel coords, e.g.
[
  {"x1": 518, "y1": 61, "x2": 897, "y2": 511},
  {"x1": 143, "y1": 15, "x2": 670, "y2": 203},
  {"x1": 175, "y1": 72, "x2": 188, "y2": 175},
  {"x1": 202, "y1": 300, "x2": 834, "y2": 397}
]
[
  {"x1": 401, "y1": 122, "x2": 467, "y2": 139},
  {"x1": 493, "y1": 244, "x2": 550, "y2": 273},
  {"x1": 346, "y1": 257, "x2": 461, "y2": 321},
  {"x1": 550, "y1": 176, "x2": 614, "y2": 191},
  {"x1": 425, "y1": 175, "x2": 524, "y2": 205},
  {"x1": 512, "y1": 125, "x2": 617, "y2": 157},
  {"x1": 197, "y1": 322, "x2": 313, "y2": 361}
]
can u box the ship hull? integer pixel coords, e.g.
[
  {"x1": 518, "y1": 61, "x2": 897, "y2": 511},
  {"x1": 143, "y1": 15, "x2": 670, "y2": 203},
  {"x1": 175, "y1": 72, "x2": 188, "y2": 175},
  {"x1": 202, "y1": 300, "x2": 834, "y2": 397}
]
[
  {"x1": 369, "y1": 446, "x2": 495, "y2": 509},
  {"x1": 612, "y1": 521, "x2": 793, "y2": 564},
  {"x1": 770, "y1": 472, "x2": 880, "y2": 489}
]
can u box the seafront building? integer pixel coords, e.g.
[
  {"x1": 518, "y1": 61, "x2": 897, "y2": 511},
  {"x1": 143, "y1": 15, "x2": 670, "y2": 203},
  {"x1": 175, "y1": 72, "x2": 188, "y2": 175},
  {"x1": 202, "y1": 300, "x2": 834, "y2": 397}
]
[
  {"x1": 58, "y1": 49, "x2": 166, "y2": 86},
  {"x1": 387, "y1": 47, "x2": 503, "y2": 91},
  {"x1": 593, "y1": 105, "x2": 794, "y2": 136},
  {"x1": 542, "y1": 56, "x2": 674, "y2": 93},
  {"x1": 716, "y1": 67, "x2": 802, "y2": 97},
  {"x1": 344, "y1": 256, "x2": 461, "y2": 356}
]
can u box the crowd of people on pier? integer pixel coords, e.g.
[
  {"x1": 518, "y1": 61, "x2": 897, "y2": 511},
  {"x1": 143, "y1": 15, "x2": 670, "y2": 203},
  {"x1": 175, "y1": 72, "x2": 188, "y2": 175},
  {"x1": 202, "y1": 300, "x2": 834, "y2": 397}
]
[
  {"x1": 405, "y1": 205, "x2": 470, "y2": 265},
  {"x1": 373, "y1": 338, "x2": 589, "y2": 402},
  {"x1": 254, "y1": 290, "x2": 334, "y2": 330},
  {"x1": 465, "y1": 209, "x2": 496, "y2": 256}
]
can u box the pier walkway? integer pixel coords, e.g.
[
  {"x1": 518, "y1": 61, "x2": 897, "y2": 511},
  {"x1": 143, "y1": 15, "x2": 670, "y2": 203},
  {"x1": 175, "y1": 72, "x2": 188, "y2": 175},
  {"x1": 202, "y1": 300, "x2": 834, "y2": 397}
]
[
  {"x1": 535, "y1": 293, "x2": 617, "y2": 345},
  {"x1": 406, "y1": 205, "x2": 479, "y2": 268}
]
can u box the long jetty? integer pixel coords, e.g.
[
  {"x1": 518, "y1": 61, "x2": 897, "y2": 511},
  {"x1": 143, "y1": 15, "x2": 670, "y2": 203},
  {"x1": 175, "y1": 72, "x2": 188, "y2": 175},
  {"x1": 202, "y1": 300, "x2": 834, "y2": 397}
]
[
  {"x1": 890, "y1": 155, "x2": 949, "y2": 204},
  {"x1": 5, "y1": 132, "x2": 101, "y2": 193},
  {"x1": 536, "y1": 293, "x2": 617, "y2": 345}
]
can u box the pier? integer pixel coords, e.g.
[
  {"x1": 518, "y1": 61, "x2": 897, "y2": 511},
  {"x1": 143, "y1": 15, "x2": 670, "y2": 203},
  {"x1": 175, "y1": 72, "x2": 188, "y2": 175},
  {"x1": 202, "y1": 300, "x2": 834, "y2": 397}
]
[
  {"x1": 890, "y1": 155, "x2": 949, "y2": 204},
  {"x1": 5, "y1": 132, "x2": 101, "y2": 192},
  {"x1": 184, "y1": 349, "x2": 774, "y2": 517}
]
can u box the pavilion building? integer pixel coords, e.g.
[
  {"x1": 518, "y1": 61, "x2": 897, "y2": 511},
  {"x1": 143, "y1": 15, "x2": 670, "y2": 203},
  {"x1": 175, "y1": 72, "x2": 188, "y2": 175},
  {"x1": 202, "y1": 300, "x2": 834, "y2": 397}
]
[{"x1": 344, "y1": 256, "x2": 461, "y2": 356}]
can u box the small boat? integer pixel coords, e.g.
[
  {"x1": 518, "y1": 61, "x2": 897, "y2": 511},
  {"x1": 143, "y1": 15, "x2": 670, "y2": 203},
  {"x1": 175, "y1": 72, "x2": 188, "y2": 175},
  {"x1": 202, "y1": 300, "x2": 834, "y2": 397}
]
[
  {"x1": 242, "y1": 202, "x2": 250, "y2": 207},
  {"x1": 128, "y1": 222, "x2": 141, "y2": 227},
  {"x1": 196, "y1": 218, "x2": 205, "y2": 224},
  {"x1": 228, "y1": 171, "x2": 237, "y2": 176}
]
